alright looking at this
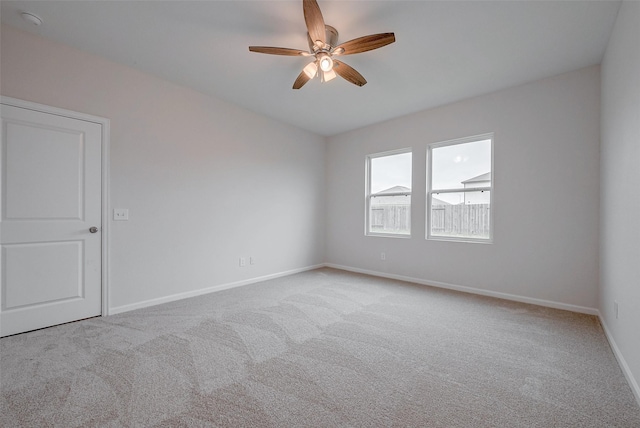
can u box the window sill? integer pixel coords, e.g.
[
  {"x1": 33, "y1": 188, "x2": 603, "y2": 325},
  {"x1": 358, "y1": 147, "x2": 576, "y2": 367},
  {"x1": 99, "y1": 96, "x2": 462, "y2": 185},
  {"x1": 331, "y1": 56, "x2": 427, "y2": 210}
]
[
  {"x1": 366, "y1": 232, "x2": 412, "y2": 239},
  {"x1": 427, "y1": 236, "x2": 493, "y2": 244}
]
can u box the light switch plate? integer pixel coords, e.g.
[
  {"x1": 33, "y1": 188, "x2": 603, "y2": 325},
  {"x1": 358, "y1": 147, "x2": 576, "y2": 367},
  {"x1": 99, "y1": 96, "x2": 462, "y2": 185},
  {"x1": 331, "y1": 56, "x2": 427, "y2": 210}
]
[{"x1": 113, "y1": 208, "x2": 129, "y2": 221}]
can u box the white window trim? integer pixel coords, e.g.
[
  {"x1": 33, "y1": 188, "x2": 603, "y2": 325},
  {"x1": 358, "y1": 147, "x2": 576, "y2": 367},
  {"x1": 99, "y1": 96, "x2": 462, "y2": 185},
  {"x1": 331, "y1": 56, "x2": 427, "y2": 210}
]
[
  {"x1": 426, "y1": 133, "x2": 494, "y2": 243},
  {"x1": 365, "y1": 147, "x2": 412, "y2": 238}
]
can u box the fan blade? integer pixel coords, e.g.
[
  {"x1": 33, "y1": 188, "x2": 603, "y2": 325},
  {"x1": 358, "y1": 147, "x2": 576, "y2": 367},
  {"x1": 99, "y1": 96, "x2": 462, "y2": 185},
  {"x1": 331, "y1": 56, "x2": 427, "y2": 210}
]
[
  {"x1": 293, "y1": 69, "x2": 312, "y2": 89},
  {"x1": 333, "y1": 33, "x2": 396, "y2": 56},
  {"x1": 333, "y1": 60, "x2": 367, "y2": 87},
  {"x1": 303, "y1": 0, "x2": 326, "y2": 47},
  {"x1": 249, "y1": 46, "x2": 310, "y2": 56}
]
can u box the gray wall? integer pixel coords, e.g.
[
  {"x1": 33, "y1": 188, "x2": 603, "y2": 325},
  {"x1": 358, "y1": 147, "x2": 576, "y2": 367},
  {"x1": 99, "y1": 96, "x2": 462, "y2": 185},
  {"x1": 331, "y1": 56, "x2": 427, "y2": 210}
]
[
  {"x1": 600, "y1": 0, "x2": 640, "y2": 402},
  {"x1": 1, "y1": 25, "x2": 326, "y2": 311},
  {"x1": 326, "y1": 66, "x2": 601, "y2": 311}
]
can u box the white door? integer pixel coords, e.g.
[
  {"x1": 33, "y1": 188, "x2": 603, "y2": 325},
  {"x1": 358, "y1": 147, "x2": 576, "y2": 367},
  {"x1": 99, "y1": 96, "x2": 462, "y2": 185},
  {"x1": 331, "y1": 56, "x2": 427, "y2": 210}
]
[{"x1": 1, "y1": 102, "x2": 103, "y2": 337}]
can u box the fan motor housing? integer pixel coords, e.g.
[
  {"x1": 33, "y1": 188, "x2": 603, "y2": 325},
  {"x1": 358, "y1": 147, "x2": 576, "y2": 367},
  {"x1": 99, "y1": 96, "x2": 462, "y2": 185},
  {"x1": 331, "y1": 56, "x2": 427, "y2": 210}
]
[{"x1": 307, "y1": 25, "x2": 339, "y2": 50}]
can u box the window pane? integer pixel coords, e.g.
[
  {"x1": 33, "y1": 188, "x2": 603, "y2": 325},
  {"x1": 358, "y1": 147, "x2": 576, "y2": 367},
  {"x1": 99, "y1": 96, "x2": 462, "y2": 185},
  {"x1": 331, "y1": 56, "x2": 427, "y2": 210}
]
[
  {"x1": 370, "y1": 194, "x2": 411, "y2": 235},
  {"x1": 370, "y1": 152, "x2": 412, "y2": 194},
  {"x1": 432, "y1": 139, "x2": 491, "y2": 190},
  {"x1": 368, "y1": 150, "x2": 412, "y2": 236},
  {"x1": 430, "y1": 191, "x2": 490, "y2": 239}
]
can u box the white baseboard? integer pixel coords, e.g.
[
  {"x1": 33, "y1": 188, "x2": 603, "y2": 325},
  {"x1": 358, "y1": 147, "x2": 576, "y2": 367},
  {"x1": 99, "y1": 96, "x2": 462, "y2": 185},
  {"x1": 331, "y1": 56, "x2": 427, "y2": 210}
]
[
  {"x1": 109, "y1": 264, "x2": 325, "y2": 315},
  {"x1": 598, "y1": 314, "x2": 640, "y2": 407},
  {"x1": 324, "y1": 263, "x2": 599, "y2": 315}
]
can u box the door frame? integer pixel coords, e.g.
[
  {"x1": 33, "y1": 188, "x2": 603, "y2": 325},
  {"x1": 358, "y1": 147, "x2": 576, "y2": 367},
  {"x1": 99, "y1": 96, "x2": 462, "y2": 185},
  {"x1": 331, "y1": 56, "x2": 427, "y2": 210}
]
[{"x1": 1, "y1": 96, "x2": 111, "y2": 317}]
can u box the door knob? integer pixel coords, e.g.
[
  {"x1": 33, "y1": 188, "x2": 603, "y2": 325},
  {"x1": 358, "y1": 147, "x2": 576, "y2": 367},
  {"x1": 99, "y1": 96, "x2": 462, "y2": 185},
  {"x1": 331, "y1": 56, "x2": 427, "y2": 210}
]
[{"x1": 89, "y1": 227, "x2": 99, "y2": 233}]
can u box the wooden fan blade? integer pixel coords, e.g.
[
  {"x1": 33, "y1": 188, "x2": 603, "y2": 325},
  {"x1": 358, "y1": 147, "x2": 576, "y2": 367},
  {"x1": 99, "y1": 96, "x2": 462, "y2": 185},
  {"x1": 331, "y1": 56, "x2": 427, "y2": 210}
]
[
  {"x1": 249, "y1": 46, "x2": 310, "y2": 56},
  {"x1": 334, "y1": 33, "x2": 396, "y2": 55},
  {"x1": 293, "y1": 69, "x2": 312, "y2": 89},
  {"x1": 333, "y1": 60, "x2": 367, "y2": 87},
  {"x1": 303, "y1": 0, "x2": 326, "y2": 47}
]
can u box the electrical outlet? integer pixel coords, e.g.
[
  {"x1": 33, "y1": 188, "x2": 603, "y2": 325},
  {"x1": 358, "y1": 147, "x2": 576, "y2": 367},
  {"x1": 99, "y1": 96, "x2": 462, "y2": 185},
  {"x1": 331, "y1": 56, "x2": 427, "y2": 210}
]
[
  {"x1": 239, "y1": 257, "x2": 246, "y2": 267},
  {"x1": 113, "y1": 208, "x2": 129, "y2": 221},
  {"x1": 250, "y1": 257, "x2": 255, "y2": 265},
  {"x1": 614, "y1": 301, "x2": 619, "y2": 319},
  {"x1": 380, "y1": 252, "x2": 386, "y2": 261}
]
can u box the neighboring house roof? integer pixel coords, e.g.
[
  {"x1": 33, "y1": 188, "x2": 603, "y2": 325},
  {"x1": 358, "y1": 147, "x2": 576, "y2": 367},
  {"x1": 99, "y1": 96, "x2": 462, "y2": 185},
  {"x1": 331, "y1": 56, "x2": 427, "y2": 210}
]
[
  {"x1": 461, "y1": 172, "x2": 491, "y2": 184},
  {"x1": 373, "y1": 185, "x2": 411, "y2": 195},
  {"x1": 371, "y1": 186, "x2": 411, "y2": 206},
  {"x1": 371, "y1": 186, "x2": 450, "y2": 206},
  {"x1": 431, "y1": 197, "x2": 451, "y2": 206}
]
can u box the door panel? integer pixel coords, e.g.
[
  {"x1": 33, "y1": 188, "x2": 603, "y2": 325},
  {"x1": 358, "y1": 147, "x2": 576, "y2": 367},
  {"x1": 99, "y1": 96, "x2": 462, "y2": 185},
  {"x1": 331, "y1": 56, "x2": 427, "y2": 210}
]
[
  {"x1": 1, "y1": 103, "x2": 102, "y2": 337},
  {"x1": 5, "y1": 121, "x2": 84, "y2": 219},
  {"x1": 3, "y1": 241, "x2": 83, "y2": 309}
]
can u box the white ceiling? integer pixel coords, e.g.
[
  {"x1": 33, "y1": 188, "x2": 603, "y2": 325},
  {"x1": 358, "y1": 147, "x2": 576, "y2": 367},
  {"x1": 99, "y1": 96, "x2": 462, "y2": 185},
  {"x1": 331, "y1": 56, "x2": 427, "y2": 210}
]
[{"x1": 1, "y1": 1, "x2": 621, "y2": 136}]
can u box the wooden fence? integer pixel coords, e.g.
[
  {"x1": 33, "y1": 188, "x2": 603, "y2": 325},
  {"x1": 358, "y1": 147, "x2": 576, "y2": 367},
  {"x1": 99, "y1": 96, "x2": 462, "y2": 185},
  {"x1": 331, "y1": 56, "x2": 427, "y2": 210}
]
[
  {"x1": 431, "y1": 204, "x2": 490, "y2": 238},
  {"x1": 370, "y1": 203, "x2": 490, "y2": 238},
  {"x1": 371, "y1": 205, "x2": 410, "y2": 234}
]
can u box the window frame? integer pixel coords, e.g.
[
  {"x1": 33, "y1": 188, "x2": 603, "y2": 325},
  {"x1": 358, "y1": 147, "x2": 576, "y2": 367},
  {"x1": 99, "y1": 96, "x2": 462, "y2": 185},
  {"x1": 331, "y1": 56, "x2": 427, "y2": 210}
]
[
  {"x1": 365, "y1": 148, "x2": 412, "y2": 238},
  {"x1": 426, "y1": 133, "x2": 494, "y2": 243}
]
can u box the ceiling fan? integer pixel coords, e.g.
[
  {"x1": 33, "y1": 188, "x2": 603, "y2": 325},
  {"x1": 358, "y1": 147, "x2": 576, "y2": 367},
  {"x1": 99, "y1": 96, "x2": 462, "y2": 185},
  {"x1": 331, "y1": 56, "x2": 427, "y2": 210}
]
[{"x1": 249, "y1": 0, "x2": 395, "y2": 89}]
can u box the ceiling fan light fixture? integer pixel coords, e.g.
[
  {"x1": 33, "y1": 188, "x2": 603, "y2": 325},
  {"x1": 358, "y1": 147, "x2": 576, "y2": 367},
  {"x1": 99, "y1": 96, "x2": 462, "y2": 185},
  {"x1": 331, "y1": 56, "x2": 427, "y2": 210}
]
[
  {"x1": 248, "y1": 0, "x2": 395, "y2": 89},
  {"x1": 322, "y1": 68, "x2": 337, "y2": 83},
  {"x1": 318, "y1": 53, "x2": 333, "y2": 72},
  {"x1": 303, "y1": 61, "x2": 318, "y2": 78}
]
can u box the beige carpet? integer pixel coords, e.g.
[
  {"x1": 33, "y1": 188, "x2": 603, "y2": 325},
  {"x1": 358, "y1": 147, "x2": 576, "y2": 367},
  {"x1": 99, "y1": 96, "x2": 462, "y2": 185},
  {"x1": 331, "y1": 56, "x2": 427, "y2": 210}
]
[{"x1": 1, "y1": 268, "x2": 639, "y2": 427}]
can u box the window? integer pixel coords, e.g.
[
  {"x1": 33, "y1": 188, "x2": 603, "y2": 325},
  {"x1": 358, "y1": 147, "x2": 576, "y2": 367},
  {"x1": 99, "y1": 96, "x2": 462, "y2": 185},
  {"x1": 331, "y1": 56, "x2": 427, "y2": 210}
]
[
  {"x1": 427, "y1": 134, "x2": 493, "y2": 242},
  {"x1": 366, "y1": 149, "x2": 412, "y2": 236}
]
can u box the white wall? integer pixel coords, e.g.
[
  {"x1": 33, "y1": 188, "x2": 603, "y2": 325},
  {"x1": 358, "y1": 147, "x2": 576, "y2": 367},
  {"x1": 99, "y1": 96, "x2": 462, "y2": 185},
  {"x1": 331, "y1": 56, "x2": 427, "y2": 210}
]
[
  {"x1": 600, "y1": 0, "x2": 640, "y2": 401},
  {"x1": 1, "y1": 25, "x2": 326, "y2": 311},
  {"x1": 326, "y1": 66, "x2": 601, "y2": 311}
]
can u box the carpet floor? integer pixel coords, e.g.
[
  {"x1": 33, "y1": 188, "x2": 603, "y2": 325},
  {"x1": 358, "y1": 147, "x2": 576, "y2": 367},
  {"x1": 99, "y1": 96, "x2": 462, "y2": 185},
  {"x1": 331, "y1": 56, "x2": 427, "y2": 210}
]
[{"x1": 1, "y1": 268, "x2": 639, "y2": 427}]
